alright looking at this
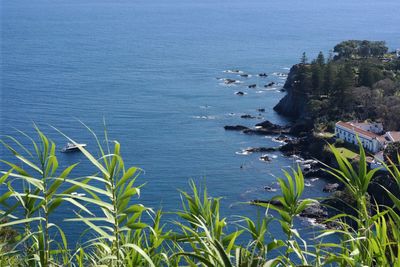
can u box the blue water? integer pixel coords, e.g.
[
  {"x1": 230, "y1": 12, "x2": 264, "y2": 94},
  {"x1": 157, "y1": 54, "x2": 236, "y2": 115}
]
[{"x1": 1, "y1": 0, "x2": 399, "y2": 245}]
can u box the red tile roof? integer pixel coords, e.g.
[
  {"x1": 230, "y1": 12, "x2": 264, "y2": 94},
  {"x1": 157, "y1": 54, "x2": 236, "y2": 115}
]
[
  {"x1": 377, "y1": 135, "x2": 387, "y2": 144},
  {"x1": 336, "y1": 121, "x2": 379, "y2": 139},
  {"x1": 387, "y1": 131, "x2": 400, "y2": 142}
]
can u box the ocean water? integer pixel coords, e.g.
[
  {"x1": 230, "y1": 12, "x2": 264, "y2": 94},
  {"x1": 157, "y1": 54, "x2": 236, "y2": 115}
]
[{"x1": 1, "y1": 0, "x2": 400, "y2": 244}]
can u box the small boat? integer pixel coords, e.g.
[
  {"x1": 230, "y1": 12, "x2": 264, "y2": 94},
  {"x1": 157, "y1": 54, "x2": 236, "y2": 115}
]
[
  {"x1": 71, "y1": 192, "x2": 86, "y2": 197},
  {"x1": 61, "y1": 142, "x2": 87, "y2": 153}
]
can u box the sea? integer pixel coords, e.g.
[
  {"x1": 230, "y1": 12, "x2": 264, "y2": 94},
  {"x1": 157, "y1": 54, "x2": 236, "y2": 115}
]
[{"x1": 1, "y1": 0, "x2": 400, "y2": 246}]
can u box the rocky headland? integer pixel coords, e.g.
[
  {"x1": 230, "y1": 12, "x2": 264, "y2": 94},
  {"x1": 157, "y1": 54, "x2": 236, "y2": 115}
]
[{"x1": 219, "y1": 61, "x2": 399, "y2": 228}]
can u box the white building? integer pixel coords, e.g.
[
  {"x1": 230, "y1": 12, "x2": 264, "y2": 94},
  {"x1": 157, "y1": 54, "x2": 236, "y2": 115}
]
[
  {"x1": 335, "y1": 121, "x2": 382, "y2": 153},
  {"x1": 349, "y1": 122, "x2": 383, "y2": 134},
  {"x1": 335, "y1": 121, "x2": 400, "y2": 154}
]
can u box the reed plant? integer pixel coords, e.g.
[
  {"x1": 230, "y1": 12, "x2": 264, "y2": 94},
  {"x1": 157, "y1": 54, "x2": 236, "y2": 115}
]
[{"x1": 0, "y1": 126, "x2": 399, "y2": 266}]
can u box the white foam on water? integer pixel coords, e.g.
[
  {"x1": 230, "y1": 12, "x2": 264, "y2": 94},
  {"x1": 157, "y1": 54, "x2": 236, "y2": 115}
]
[
  {"x1": 272, "y1": 138, "x2": 286, "y2": 144},
  {"x1": 301, "y1": 217, "x2": 326, "y2": 229},
  {"x1": 272, "y1": 72, "x2": 288, "y2": 77},
  {"x1": 192, "y1": 115, "x2": 217, "y2": 120},
  {"x1": 223, "y1": 70, "x2": 244, "y2": 74},
  {"x1": 236, "y1": 150, "x2": 250, "y2": 155}
]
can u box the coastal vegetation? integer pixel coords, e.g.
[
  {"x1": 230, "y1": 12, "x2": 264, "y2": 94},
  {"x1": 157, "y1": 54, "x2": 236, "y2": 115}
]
[
  {"x1": 1, "y1": 127, "x2": 400, "y2": 266},
  {"x1": 384, "y1": 142, "x2": 400, "y2": 165},
  {"x1": 274, "y1": 40, "x2": 400, "y2": 132}
]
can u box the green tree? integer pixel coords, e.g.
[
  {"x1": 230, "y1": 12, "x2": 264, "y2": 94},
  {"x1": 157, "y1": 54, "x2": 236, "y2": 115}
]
[
  {"x1": 370, "y1": 41, "x2": 388, "y2": 57},
  {"x1": 333, "y1": 63, "x2": 354, "y2": 108},
  {"x1": 323, "y1": 62, "x2": 335, "y2": 95},
  {"x1": 359, "y1": 62, "x2": 384, "y2": 87},
  {"x1": 334, "y1": 40, "x2": 358, "y2": 59},
  {"x1": 316, "y1": 51, "x2": 325, "y2": 66},
  {"x1": 359, "y1": 40, "x2": 371, "y2": 58},
  {"x1": 300, "y1": 52, "x2": 308, "y2": 64},
  {"x1": 311, "y1": 62, "x2": 324, "y2": 94}
]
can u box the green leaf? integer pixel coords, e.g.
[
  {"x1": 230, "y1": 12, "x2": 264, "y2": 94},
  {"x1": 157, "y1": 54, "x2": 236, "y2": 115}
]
[
  {"x1": 122, "y1": 243, "x2": 156, "y2": 267},
  {"x1": 116, "y1": 167, "x2": 138, "y2": 188},
  {"x1": 171, "y1": 252, "x2": 215, "y2": 267},
  {"x1": 0, "y1": 217, "x2": 44, "y2": 228},
  {"x1": 126, "y1": 222, "x2": 148, "y2": 230},
  {"x1": 61, "y1": 197, "x2": 94, "y2": 216}
]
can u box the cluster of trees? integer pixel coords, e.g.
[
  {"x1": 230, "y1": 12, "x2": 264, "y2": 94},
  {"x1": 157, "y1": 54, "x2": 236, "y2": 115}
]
[
  {"x1": 289, "y1": 40, "x2": 400, "y2": 131},
  {"x1": 333, "y1": 40, "x2": 388, "y2": 59}
]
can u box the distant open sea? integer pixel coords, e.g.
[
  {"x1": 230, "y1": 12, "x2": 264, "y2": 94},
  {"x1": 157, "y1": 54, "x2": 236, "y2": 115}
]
[{"x1": 1, "y1": 0, "x2": 400, "y2": 243}]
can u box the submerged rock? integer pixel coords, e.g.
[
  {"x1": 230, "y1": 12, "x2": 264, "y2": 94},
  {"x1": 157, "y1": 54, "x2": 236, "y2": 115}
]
[
  {"x1": 264, "y1": 186, "x2": 277, "y2": 192},
  {"x1": 299, "y1": 201, "x2": 329, "y2": 226},
  {"x1": 264, "y1": 82, "x2": 275, "y2": 87},
  {"x1": 225, "y1": 120, "x2": 290, "y2": 135},
  {"x1": 323, "y1": 183, "x2": 340, "y2": 192},
  {"x1": 244, "y1": 147, "x2": 277, "y2": 153},
  {"x1": 241, "y1": 114, "x2": 256, "y2": 119},
  {"x1": 274, "y1": 134, "x2": 290, "y2": 143},
  {"x1": 255, "y1": 120, "x2": 282, "y2": 129},
  {"x1": 243, "y1": 120, "x2": 291, "y2": 135},
  {"x1": 224, "y1": 125, "x2": 249, "y2": 131},
  {"x1": 224, "y1": 78, "x2": 238, "y2": 84},
  {"x1": 259, "y1": 155, "x2": 271, "y2": 162}
]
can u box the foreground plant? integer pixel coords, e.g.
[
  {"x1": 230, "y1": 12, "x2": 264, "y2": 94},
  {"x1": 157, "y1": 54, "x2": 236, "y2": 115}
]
[
  {"x1": 0, "y1": 126, "x2": 399, "y2": 266},
  {"x1": 254, "y1": 167, "x2": 314, "y2": 266},
  {"x1": 55, "y1": 124, "x2": 167, "y2": 267},
  {"x1": 0, "y1": 126, "x2": 81, "y2": 265},
  {"x1": 318, "y1": 142, "x2": 400, "y2": 266}
]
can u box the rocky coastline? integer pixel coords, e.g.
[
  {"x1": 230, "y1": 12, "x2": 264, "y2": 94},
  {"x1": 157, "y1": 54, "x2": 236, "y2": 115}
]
[{"x1": 222, "y1": 66, "x2": 399, "y2": 228}]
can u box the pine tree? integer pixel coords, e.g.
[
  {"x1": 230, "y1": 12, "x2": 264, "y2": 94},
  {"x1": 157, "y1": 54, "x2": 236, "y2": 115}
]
[
  {"x1": 311, "y1": 62, "x2": 324, "y2": 95},
  {"x1": 333, "y1": 63, "x2": 354, "y2": 109},
  {"x1": 300, "y1": 52, "x2": 308, "y2": 64},
  {"x1": 323, "y1": 62, "x2": 335, "y2": 95},
  {"x1": 316, "y1": 52, "x2": 325, "y2": 66}
]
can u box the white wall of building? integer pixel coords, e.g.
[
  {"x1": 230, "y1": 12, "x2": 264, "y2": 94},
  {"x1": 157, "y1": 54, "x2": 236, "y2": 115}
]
[{"x1": 335, "y1": 124, "x2": 380, "y2": 153}]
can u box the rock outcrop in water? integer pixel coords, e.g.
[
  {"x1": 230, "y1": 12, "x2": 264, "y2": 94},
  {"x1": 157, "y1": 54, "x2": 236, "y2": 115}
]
[
  {"x1": 241, "y1": 114, "x2": 256, "y2": 119},
  {"x1": 244, "y1": 147, "x2": 277, "y2": 153},
  {"x1": 224, "y1": 120, "x2": 290, "y2": 135},
  {"x1": 323, "y1": 183, "x2": 340, "y2": 192},
  {"x1": 224, "y1": 125, "x2": 249, "y2": 131}
]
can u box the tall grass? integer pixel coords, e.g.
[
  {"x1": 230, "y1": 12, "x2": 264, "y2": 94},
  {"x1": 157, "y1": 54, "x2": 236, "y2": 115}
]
[{"x1": 0, "y1": 126, "x2": 399, "y2": 266}]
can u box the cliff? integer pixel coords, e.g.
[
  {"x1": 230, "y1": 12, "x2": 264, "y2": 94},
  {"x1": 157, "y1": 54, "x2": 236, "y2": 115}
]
[{"x1": 273, "y1": 64, "x2": 308, "y2": 119}]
